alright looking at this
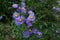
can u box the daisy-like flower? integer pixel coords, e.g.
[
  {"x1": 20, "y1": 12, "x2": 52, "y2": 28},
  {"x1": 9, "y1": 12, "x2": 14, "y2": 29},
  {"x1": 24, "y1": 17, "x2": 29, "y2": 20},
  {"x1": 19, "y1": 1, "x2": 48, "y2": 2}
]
[
  {"x1": 36, "y1": 32, "x2": 42, "y2": 38},
  {"x1": 32, "y1": 28, "x2": 39, "y2": 34},
  {"x1": 27, "y1": 14, "x2": 35, "y2": 21},
  {"x1": 23, "y1": 29, "x2": 32, "y2": 38},
  {"x1": 53, "y1": 6, "x2": 60, "y2": 12},
  {"x1": 27, "y1": 29, "x2": 32, "y2": 34},
  {"x1": 12, "y1": 4, "x2": 18, "y2": 8},
  {"x1": 28, "y1": 10, "x2": 34, "y2": 15},
  {"x1": 23, "y1": 31, "x2": 30, "y2": 38},
  {"x1": 20, "y1": 7, "x2": 26, "y2": 13},
  {"x1": 15, "y1": 16, "x2": 25, "y2": 25},
  {"x1": 26, "y1": 20, "x2": 32, "y2": 27},
  {"x1": 21, "y1": 2, "x2": 26, "y2": 7},
  {"x1": 12, "y1": 12, "x2": 20, "y2": 19}
]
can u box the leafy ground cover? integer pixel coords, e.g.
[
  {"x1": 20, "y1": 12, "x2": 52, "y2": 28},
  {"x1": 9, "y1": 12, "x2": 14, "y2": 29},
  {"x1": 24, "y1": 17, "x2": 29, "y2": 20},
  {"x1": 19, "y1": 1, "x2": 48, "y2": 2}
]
[{"x1": 0, "y1": 0, "x2": 60, "y2": 40}]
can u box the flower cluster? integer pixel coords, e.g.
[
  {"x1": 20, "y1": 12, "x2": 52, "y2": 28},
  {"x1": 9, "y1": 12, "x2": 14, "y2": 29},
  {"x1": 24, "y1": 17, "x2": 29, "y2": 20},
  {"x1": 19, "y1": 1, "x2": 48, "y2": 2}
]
[
  {"x1": 23, "y1": 28, "x2": 42, "y2": 38},
  {"x1": 12, "y1": 1, "x2": 42, "y2": 39},
  {"x1": 12, "y1": 1, "x2": 35, "y2": 26}
]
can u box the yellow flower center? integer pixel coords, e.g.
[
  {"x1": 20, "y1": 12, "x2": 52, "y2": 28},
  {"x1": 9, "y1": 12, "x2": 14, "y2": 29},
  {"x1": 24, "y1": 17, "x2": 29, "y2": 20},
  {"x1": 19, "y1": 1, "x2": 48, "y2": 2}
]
[
  {"x1": 14, "y1": 14, "x2": 18, "y2": 18},
  {"x1": 30, "y1": 11, "x2": 32, "y2": 14},
  {"x1": 28, "y1": 29, "x2": 31, "y2": 32},
  {"x1": 30, "y1": 16, "x2": 34, "y2": 19},
  {"x1": 18, "y1": 19, "x2": 22, "y2": 22},
  {"x1": 14, "y1": 4, "x2": 17, "y2": 6},
  {"x1": 38, "y1": 33, "x2": 40, "y2": 36}
]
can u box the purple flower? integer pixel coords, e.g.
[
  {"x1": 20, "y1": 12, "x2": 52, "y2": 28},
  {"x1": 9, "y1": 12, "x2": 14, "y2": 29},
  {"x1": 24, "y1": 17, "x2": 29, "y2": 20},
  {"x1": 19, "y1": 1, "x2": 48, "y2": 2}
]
[
  {"x1": 14, "y1": 16, "x2": 25, "y2": 25},
  {"x1": 28, "y1": 10, "x2": 34, "y2": 15},
  {"x1": 32, "y1": 28, "x2": 39, "y2": 34},
  {"x1": 21, "y1": 2, "x2": 26, "y2": 7},
  {"x1": 36, "y1": 32, "x2": 42, "y2": 38},
  {"x1": 12, "y1": 4, "x2": 18, "y2": 8},
  {"x1": 23, "y1": 29, "x2": 32, "y2": 38},
  {"x1": 27, "y1": 14, "x2": 35, "y2": 21},
  {"x1": 0, "y1": 16, "x2": 3, "y2": 20},
  {"x1": 53, "y1": 6, "x2": 60, "y2": 12},
  {"x1": 12, "y1": 12, "x2": 20, "y2": 19},
  {"x1": 26, "y1": 20, "x2": 32, "y2": 27},
  {"x1": 20, "y1": 7, "x2": 26, "y2": 13},
  {"x1": 26, "y1": 14, "x2": 35, "y2": 27},
  {"x1": 27, "y1": 29, "x2": 32, "y2": 34},
  {"x1": 23, "y1": 31, "x2": 30, "y2": 38},
  {"x1": 23, "y1": 28, "x2": 42, "y2": 38}
]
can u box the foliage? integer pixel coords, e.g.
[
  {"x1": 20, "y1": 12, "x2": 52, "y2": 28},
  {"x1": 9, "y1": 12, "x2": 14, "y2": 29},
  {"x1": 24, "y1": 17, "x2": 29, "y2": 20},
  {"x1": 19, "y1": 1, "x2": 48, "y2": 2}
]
[{"x1": 0, "y1": 0, "x2": 60, "y2": 40}]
